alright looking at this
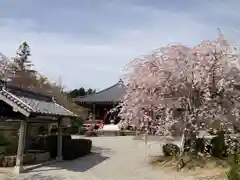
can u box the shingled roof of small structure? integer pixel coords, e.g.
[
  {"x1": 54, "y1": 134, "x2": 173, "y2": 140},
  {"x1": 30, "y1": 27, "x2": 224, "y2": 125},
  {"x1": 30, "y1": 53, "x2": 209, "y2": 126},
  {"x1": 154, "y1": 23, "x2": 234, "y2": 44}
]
[
  {"x1": 0, "y1": 81, "x2": 76, "y2": 118},
  {"x1": 74, "y1": 80, "x2": 126, "y2": 103}
]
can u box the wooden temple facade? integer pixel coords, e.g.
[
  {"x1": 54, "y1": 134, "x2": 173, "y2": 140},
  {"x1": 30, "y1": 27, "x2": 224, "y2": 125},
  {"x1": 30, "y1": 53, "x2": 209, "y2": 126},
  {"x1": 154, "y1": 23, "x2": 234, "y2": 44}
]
[
  {"x1": 0, "y1": 81, "x2": 76, "y2": 174},
  {"x1": 74, "y1": 80, "x2": 126, "y2": 124}
]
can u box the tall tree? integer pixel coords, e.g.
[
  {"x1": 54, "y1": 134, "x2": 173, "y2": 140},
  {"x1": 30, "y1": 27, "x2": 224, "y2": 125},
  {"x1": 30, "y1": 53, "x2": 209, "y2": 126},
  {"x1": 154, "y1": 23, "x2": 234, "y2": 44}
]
[
  {"x1": 86, "y1": 88, "x2": 96, "y2": 95},
  {"x1": 68, "y1": 88, "x2": 85, "y2": 98},
  {"x1": 10, "y1": 41, "x2": 36, "y2": 88},
  {"x1": 0, "y1": 42, "x2": 89, "y2": 118},
  {"x1": 118, "y1": 33, "x2": 240, "y2": 153},
  {"x1": 67, "y1": 87, "x2": 96, "y2": 98},
  {"x1": 78, "y1": 87, "x2": 86, "y2": 96}
]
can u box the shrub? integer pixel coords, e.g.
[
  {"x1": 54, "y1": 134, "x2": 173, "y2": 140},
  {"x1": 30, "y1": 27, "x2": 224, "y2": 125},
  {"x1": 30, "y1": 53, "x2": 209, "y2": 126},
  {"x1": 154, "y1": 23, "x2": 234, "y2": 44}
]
[
  {"x1": 195, "y1": 138, "x2": 205, "y2": 154},
  {"x1": 64, "y1": 126, "x2": 85, "y2": 135},
  {"x1": 45, "y1": 135, "x2": 71, "y2": 158},
  {"x1": 211, "y1": 131, "x2": 226, "y2": 158},
  {"x1": 33, "y1": 135, "x2": 92, "y2": 160},
  {"x1": 163, "y1": 143, "x2": 180, "y2": 157},
  {"x1": 184, "y1": 137, "x2": 206, "y2": 155},
  {"x1": 62, "y1": 139, "x2": 92, "y2": 160},
  {"x1": 66, "y1": 126, "x2": 78, "y2": 134},
  {"x1": 70, "y1": 118, "x2": 84, "y2": 134},
  {"x1": 227, "y1": 163, "x2": 240, "y2": 180},
  {"x1": 78, "y1": 127, "x2": 85, "y2": 135}
]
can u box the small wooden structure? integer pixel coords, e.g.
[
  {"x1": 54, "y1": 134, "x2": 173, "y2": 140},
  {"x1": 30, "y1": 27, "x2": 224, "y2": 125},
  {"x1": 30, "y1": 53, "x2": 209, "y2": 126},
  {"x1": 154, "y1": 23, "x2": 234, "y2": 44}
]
[
  {"x1": 0, "y1": 81, "x2": 76, "y2": 174},
  {"x1": 74, "y1": 79, "x2": 126, "y2": 124}
]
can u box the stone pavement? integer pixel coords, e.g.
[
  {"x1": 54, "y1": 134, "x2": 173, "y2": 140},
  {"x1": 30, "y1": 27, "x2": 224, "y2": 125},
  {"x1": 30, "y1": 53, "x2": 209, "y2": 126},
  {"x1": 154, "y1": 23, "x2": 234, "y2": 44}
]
[{"x1": 0, "y1": 136, "x2": 226, "y2": 180}]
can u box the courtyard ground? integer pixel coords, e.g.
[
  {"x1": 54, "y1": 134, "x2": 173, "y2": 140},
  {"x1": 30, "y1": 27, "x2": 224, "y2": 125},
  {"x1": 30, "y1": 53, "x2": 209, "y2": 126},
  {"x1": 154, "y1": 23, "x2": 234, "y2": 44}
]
[{"x1": 0, "y1": 136, "x2": 227, "y2": 180}]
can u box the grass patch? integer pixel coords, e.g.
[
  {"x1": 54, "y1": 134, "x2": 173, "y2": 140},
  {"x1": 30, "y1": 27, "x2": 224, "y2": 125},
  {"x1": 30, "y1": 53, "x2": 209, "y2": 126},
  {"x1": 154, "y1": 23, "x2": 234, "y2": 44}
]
[{"x1": 150, "y1": 155, "x2": 229, "y2": 178}]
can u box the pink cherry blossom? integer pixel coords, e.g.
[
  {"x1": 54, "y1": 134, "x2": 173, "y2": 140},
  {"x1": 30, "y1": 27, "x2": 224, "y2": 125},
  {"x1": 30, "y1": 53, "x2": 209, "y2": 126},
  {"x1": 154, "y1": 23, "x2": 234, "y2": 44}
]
[
  {"x1": 118, "y1": 32, "x2": 240, "y2": 136},
  {"x1": 0, "y1": 53, "x2": 11, "y2": 81}
]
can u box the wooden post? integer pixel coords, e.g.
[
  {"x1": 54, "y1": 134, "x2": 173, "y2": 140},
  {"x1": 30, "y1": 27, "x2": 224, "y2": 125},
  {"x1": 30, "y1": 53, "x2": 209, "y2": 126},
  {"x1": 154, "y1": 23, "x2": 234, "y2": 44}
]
[
  {"x1": 152, "y1": 111, "x2": 156, "y2": 121},
  {"x1": 144, "y1": 133, "x2": 148, "y2": 160},
  {"x1": 24, "y1": 123, "x2": 30, "y2": 153},
  {"x1": 92, "y1": 103, "x2": 96, "y2": 120},
  {"x1": 56, "y1": 118, "x2": 63, "y2": 161},
  {"x1": 14, "y1": 119, "x2": 27, "y2": 174},
  {"x1": 152, "y1": 111, "x2": 156, "y2": 135}
]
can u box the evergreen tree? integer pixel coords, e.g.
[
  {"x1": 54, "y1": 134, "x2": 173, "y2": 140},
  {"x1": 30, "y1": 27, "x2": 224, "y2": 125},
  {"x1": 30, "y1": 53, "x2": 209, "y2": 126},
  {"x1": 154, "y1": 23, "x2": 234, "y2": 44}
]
[{"x1": 10, "y1": 41, "x2": 36, "y2": 88}]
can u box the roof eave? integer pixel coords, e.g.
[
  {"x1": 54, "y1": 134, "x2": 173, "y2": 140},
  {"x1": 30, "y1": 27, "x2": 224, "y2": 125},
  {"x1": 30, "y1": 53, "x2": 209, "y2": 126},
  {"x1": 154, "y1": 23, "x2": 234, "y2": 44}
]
[
  {"x1": 0, "y1": 88, "x2": 77, "y2": 119},
  {"x1": 0, "y1": 92, "x2": 30, "y2": 117},
  {"x1": 30, "y1": 112, "x2": 77, "y2": 119},
  {"x1": 75, "y1": 100, "x2": 120, "y2": 104}
]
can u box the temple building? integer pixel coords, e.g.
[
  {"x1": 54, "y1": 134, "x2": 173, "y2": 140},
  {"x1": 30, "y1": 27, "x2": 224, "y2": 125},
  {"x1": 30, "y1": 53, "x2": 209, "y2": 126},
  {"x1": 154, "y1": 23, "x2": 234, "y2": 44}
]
[{"x1": 74, "y1": 80, "x2": 126, "y2": 124}]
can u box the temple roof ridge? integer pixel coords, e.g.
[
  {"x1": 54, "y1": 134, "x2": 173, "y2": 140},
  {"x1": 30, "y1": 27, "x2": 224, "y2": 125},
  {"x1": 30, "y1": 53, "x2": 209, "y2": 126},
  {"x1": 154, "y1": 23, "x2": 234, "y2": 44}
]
[{"x1": 74, "y1": 80, "x2": 126, "y2": 103}]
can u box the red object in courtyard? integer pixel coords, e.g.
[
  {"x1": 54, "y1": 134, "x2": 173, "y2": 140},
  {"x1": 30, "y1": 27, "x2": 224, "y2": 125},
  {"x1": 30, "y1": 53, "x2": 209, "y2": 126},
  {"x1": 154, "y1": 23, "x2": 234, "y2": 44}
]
[{"x1": 83, "y1": 120, "x2": 104, "y2": 130}]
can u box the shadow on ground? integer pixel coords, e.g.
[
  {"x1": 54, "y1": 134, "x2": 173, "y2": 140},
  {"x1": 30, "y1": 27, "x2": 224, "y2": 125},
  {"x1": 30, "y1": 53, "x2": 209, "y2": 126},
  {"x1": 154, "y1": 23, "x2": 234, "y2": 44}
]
[
  {"x1": 10, "y1": 173, "x2": 70, "y2": 180},
  {"x1": 28, "y1": 146, "x2": 111, "y2": 173}
]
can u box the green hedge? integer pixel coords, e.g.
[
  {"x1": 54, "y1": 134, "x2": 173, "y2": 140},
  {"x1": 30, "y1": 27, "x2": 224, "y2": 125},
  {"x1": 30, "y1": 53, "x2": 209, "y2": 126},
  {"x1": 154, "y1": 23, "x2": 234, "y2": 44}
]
[
  {"x1": 32, "y1": 135, "x2": 92, "y2": 160},
  {"x1": 62, "y1": 138, "x2": 92, "y2": 160},
  {"x1": 211, "y1": 132, "x2": 226, "y2": 158},
  {"x1": 45, "y1": 135, "x2": 71, "y2": 158}
]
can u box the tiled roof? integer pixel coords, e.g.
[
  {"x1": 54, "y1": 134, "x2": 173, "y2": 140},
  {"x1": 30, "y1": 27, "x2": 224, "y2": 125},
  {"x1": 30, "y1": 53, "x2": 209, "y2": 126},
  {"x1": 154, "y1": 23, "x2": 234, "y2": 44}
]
[
  {"x1": 74, "y1": 80, "x2": 126, "y2": 103},
  {"x1": 0, "y1": 83, "x2": 76, "y2": 118}
]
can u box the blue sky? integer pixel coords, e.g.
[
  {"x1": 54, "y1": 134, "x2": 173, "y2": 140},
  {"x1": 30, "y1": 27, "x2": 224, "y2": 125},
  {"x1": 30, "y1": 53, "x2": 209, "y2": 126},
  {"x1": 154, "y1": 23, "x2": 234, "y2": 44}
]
[{"x1": 0, "y1": 0, "x2": 239, "y2": 91}]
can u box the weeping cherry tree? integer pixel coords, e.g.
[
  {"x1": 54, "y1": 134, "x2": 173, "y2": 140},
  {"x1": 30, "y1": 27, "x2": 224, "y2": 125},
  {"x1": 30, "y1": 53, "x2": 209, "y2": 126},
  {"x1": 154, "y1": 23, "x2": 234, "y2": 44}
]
[{"x1": 118, "y1": 32, "x2": 240, "y2": 155}]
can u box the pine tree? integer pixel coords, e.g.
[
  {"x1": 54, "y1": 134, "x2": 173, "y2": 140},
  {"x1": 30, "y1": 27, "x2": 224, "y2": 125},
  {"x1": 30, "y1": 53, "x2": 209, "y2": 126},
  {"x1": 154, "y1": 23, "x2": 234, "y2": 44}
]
[{"x1": 10, "y1": 41, "x2": 36, "y2": 88}]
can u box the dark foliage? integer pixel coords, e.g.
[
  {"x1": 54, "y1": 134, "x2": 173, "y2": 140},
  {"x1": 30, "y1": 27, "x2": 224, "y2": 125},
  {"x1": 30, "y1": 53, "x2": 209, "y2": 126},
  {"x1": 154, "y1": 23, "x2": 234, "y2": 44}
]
[
  {"x1": 227, "y1": 164, "x2": 240, "y2": 180},
  {"x1": 162, "y1": 143, "x2": 180, "y2": 156},
  {"x1": 31, "y1": 135, "x2": 92, "y2": 160},
  {"x1": 195, "y1": 138, "x2": 205, "y2": 154},
  {"x1": 68, "y1": 118, "x2": 84, "y2": 134},
  {"x1": 62, "y1": 139, "x2": 92, "y2": 160},
  {"x1": 67, "y1": 87, "x2": 96, "y2": 98},
  {"x1": 211, "y1": 131, "x2": 227, "y2": 158},
  {"x1": 0, "y1": 131, "x2": 18, "y2": 155},
  {"x1": 227, "y1": 156, "x2": 240, "y2": 180},
  {"x1": 45, "y1": 135, "x2": 71, "y2": 158},
  {"x1": 183, "y1": 137, "x2": 206, "y2": 155}
]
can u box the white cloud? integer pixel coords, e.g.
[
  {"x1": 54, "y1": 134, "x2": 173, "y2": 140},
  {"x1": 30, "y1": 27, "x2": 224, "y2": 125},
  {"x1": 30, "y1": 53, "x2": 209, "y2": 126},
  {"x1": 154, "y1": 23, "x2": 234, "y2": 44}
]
[{"x1": 0, "y1": 1, "x2": 240, "y2": 90}]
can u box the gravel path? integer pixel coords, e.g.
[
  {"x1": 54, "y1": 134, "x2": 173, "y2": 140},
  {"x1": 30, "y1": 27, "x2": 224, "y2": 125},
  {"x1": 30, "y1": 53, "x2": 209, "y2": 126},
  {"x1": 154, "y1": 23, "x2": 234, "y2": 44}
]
[{"x1": 0, "y1": 136, "x2": 226, "y2": 180}]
